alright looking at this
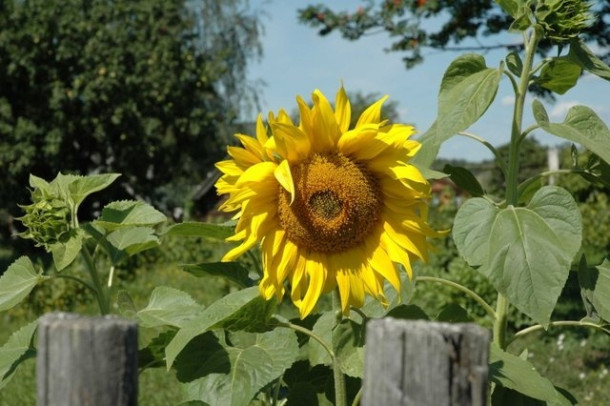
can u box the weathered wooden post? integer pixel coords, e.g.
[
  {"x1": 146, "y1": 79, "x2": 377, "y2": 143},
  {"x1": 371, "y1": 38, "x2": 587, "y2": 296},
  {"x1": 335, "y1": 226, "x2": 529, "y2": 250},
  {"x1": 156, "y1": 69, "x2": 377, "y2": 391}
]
[
  {"x1": 362, "y1": 318, "x2": 490, "y2": 406},
  {"x1": 37, "y1": 312, "x2": 138, "y2": 406}
]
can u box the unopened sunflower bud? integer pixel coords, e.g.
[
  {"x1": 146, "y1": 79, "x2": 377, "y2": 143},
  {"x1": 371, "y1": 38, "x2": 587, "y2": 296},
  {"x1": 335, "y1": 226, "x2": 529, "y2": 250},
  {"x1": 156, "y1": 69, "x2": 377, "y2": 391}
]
[
  {"x1": 18, "y1": 189, "x2": 71, "y2": 250},
  {"x1": 535, "y1": 0, "x2": 594, "y2": 42}
]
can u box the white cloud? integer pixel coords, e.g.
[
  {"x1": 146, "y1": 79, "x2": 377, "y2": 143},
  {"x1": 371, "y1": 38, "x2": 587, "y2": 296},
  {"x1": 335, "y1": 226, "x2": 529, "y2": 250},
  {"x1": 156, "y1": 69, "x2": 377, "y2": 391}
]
[
  {"x1": 501, "y1": 95, "x2": 515, "y2": 106},
  {"x1": 549, "y1": 101, "x2": 580, "y2": 119}
]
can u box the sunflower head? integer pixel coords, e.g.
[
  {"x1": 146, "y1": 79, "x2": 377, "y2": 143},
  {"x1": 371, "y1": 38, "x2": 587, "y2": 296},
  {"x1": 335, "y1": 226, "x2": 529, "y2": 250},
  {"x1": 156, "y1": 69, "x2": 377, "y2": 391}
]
[
  {"x1": 18, "y1": 188, "x2": 72, "y2": 250},
  {"x1": 534, "y1": 0, "x2": 593, "y2": 42},
  {"x1": 215, "y1": 86, "x2": 437, "y2": 318}
]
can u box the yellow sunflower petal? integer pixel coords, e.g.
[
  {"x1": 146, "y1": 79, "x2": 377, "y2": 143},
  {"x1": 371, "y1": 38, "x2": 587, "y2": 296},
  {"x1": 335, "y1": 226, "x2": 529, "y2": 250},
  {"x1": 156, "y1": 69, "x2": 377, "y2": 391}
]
[
  {"x1": 228, "y1": 146, "x2": 260, "y2": 167},
  {"x1": 335, "y1": 85, "x2": 351, "y2": 134},
  {"x1": 311, "y1": 89, "x2": 340, "y2": 152},
  {"x1": 255, "y1": 113, "x2": 269, "y2": 146},
  {"x1": 271, "y1": 122, "x2": 311, "y2": 162},
  {"x1": 296, "y1": 95, "x2": 313, "y2": 137},
  {"x1": 274, "y1": 159, "x2": 295, "y2": 204},
  {"x1": 235, "y1": 134, "x2": 264, "y2": 161},
  {"x1": 356, "y1": 94, "x2": 388, "y2": 127},
  {"x1": 300, "y1": 252, "x2": 327, "y2": 317}
]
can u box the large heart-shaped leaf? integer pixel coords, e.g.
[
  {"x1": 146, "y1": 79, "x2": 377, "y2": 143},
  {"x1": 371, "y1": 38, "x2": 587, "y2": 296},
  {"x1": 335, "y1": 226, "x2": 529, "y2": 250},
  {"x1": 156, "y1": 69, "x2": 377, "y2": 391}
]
[
  {"x1": 137, "y1": 286, "x2": 205, "y2": 329},
  {"x1": 0, "y1": 319, "x2": 38, "y2": 389},
  {"x1": 490, "y1": 344, "x2": 574, "y2": 405},
  {"x1": 0, "y1": 257, "x2": 42, "y2": 312},
  {"x1": 452, "y1": 197, "x2": 499, "y2": 267},
  {"x1": 454, "y1": 187, "x2": 581, "y2": 325},
  {"x1": 178, "y1": 328, "x2": 298, "y2": 406},
  {"x1": 165, "y1": 287, "x2": 275, "y2": 368}
]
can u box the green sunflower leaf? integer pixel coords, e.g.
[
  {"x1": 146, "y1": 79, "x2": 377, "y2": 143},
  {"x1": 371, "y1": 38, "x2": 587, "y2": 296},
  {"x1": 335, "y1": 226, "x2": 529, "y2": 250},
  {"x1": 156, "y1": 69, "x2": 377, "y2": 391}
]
[
  {"x1": 68, "y1": 173, "x2": 121, "y2": 207},
  {"x1": 137, "y1": 286, "x2": 205, "y2": 329},
  {"x1": 182, "y1": 262, "x2": 253, "y2": 288},
  {"x1": 568, "y1": 39, "x2": 610, "y2": 81},
  {"x1": 165, "y1": 287, "x2": 275, "y2": 369},
  {"x1": 176, "y1": 328, "x2": 298, "y2": 406},
  {"x1": 0, "y1": 319, "x2": 38, "y2": 390},
  {"x1": 490, "y1": 343, "x2": 574, "y2": 405},
  {"x1": 443, "y1": 164, "x2": 485, "y2": 197},
  {"x1": 163, "y1": 222, "x2": 234, "y2": 241},
  {"x1": 579, "y1": 257, "x2": 610, "y2": 322},
  {"x1": 495, "y1": 0, "x2": 523, "y2": 18},
  {"x1": 488, "y1": 187, "x2": 581, "y2": 326},
  {"x1": 106, "y1": 226, "x2": 160, "y2": 256},
  {"x1": 534, "y1": 104, "x2": 610, "y2": 165},
  {"x1": 452, "y1": 197, "x2": 499, "y2": 267},
  {"x1": 413, "y1": 53, "x2": 501, "y2": 168},
  {"x1": 50, "y1": 229, "x2": 85, "y2": 271},
  {"x1": 94, "y1": 200, "x2": 166, "y2": 231},
  {"x1": 0, "y1": 257, "x2": 42, "y2": 312},
  {"x1": 333, "y1": 320, "x2": 365, "y2": 378},
  {"x1": 535, "y1": 57, "x2": 582, "y2": 95},
  {"x1": 455, "y1": 187, "x2": 581, "y2": 326},
  {"x1": 308, "y1": 312, "x2": 334, "y2": 368}
]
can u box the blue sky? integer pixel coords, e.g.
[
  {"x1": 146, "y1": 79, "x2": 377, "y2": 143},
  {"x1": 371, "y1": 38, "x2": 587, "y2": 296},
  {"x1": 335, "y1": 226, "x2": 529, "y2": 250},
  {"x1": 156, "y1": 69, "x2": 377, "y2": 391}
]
[{"x1": 247, "y1": 1, "x2": 610, "y2": 162}]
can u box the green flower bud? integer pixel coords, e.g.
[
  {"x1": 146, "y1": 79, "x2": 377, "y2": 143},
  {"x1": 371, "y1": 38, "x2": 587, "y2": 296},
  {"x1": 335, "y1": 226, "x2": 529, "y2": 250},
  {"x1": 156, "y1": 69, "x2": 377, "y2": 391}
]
[
  {"x1": 18, "y1": 188, "x2": 72, "y2": 250},
  {"x1": 535, "y1": 0, "x2": 594, "y2": 42}
]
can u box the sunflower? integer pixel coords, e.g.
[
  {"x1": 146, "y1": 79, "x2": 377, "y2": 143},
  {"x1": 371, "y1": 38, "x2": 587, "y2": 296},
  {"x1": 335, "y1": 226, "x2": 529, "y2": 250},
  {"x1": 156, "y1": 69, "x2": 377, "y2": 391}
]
[{"x1": 215, "y1": 86, "x2": 437, "y2": 318}]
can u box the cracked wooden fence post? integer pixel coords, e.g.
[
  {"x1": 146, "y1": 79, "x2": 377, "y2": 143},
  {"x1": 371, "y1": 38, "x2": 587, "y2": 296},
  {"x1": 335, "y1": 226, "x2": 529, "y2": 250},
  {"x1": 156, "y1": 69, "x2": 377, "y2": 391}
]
[
  {"x1": 37, "y1": 312, "x2": 138, "y2": 406},
  {"x1": 362, "y1": 319, "x2": 490, "y2": 406}
]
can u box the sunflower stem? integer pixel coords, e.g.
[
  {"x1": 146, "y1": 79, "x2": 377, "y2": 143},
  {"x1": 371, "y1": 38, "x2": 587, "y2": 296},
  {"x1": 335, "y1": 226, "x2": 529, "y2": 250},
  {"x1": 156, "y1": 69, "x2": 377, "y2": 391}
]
[
  {"x1": 332, "y1": 289, "x2": 347, "y2": 406},
  {"x1": 494, "y1": 27, "x2": 539, "y2": 350},
  {"x1": 82, "y1": 246, "x2": 110, "y2": 315},
  {"x1": 507, "y1": 320, "x2": 610, "y2": 347},
  {"x1": 416, "y1": 276, "x2": 496, "y2": 320}
]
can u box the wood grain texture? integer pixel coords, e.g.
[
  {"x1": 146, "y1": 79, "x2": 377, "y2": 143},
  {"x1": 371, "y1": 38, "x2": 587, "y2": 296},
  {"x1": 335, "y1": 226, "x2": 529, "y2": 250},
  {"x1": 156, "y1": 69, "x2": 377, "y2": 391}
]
[
  {"x1": 37, "y1": 312, "x2": 138, "y2": 406},
  {"x1": 362, "y1": 319, "x2": 489, "y2": 406}
]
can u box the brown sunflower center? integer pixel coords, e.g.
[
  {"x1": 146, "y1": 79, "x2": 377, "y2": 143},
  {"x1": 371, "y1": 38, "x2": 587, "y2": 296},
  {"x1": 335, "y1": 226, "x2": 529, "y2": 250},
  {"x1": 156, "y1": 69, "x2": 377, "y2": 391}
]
[{"x1": 278, "y1": 153, "x2": 381, "y2": 253}]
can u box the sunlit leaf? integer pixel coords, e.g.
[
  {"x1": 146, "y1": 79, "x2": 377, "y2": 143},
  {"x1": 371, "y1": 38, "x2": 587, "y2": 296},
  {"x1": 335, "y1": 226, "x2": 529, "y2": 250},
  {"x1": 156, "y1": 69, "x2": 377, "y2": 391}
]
[
  {"x1": 50, "y1": 229, "x2": 84, "y2": 271},
  {"x1": 536, "y1": 58, "x2": 582, "y2": 95},
  {"x1": 452, "y1": 197, "x2": 499, "y2": 267},
  {"x1": 413, "y1": 54, "x2": 501, "y2": 168},
  {"x1": 94, "y1": 200, "x2": 166, "y2": 231},
  {"x1": 138, "y1": 286, "x2": 205, "y2": 329},
  {"x1": 454, "y1": 187, "x2": 582, "y2": 326},
  {"x1": 68, "y1": 173, "x2": 121, "y2": 207},
  {"x1": 490, "y1": 343, "x2": 574, "y2": 405},
  {"x1": 177, "y1": 328, "x2": 298, "y2": 406},
  {"x1": 535, "y1": 105, "x2": 610, "y2": 165},
  {"x1": 106, "y1": 227, "x2": 159, "y2": 256},
  {"x1": 0, "y1": 320, "x2": 38, "y2": 390},
  {"x1": 165, "y1": 287, "x2": 275, "y2": 369},
  {"x1": 568, "y1": 39, "x2": 610, "y2": 81},
  {"x1": 0, "y1": 257, "x2": 41, "y2": 312}
]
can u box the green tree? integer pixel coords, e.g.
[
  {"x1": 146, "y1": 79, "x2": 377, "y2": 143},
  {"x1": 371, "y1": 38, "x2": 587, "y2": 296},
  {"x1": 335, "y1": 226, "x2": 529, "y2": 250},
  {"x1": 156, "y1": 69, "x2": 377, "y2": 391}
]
[
  {"x1": 298, "y1": 0, "x2": 609, "y2": 68},
  {"x1": 0, "y1": 0, "x2": 262, "y2": 234}
]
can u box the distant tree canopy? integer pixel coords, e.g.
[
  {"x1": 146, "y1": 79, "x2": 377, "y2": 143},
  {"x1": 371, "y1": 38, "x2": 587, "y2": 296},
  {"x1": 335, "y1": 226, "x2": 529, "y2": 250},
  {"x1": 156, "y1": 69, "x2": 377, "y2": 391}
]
[
  {"x1": 0, "y1": 0, "x2": 262, "y2": 223},
  {"x1": 299, "y1": 0, "x2": 610, "y2": 68}
]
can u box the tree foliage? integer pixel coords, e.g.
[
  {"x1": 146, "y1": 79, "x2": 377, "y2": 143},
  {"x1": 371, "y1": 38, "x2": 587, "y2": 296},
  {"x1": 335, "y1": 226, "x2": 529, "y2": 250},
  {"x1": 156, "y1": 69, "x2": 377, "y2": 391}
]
[
  {"x1": 298, "y1": 0, "x2": 610, "y2": 68},
  {"x1": 0, "y1": 0, "x2": 262, "y2": 229}
]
